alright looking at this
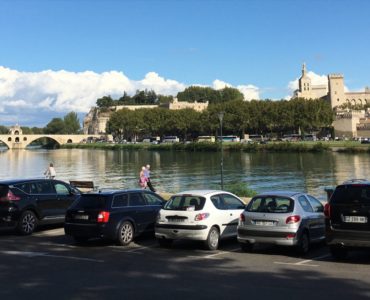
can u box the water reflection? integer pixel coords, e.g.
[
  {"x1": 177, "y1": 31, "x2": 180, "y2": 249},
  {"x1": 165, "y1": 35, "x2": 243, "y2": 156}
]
[{"x1": 1, "y1": 148, "x2": 369, "y2": 201}]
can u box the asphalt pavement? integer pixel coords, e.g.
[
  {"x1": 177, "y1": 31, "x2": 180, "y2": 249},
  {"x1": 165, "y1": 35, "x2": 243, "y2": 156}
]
[{"x1": 1, "y1": 226, "x2": 370, "y2": 300}]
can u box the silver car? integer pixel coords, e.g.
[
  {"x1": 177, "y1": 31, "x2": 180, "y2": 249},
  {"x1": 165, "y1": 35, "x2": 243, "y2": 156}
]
[{"x1": 237, "y1": 191, "x2": 325, "y2": 254}]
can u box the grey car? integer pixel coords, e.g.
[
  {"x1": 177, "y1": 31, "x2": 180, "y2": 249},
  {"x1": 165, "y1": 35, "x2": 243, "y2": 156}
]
[{"x1": 237, "y1": 191, "x2": 325, "y2": 254}]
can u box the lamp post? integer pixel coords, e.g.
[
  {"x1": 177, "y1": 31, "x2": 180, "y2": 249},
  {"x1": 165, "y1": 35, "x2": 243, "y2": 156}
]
[{"x1": 218, "y1": 112, "x2": 224, "y2": 190}]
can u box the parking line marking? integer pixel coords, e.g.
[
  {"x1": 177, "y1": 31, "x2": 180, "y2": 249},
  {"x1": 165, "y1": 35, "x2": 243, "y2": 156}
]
[
  {"x1": 274, "y1": 254, "x2": 330, "y2": 267},
  {"x1": 33, "y1": 228, "x2": 64, "y2": 237},
  {"x1": 112, "y1": 243, "x2": 158, "y2": 253},
  {"x1": 274, "y1": 261, "x2": 319, "y2": 267},
  {"x1": 1, "y1": 250, "x2": 104, "y2": 263},
  {"x1": 202, "y1": 247, "x2": 241, "y2": 259}
]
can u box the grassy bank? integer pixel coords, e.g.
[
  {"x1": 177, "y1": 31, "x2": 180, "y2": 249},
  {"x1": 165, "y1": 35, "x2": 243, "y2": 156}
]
[{"x1": 61, "y1": 141, "x2": 370, "y2": 153}]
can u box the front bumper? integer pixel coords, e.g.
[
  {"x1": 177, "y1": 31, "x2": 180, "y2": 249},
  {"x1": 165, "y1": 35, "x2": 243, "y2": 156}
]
[{"x1": 155, "y1": 223, "x2": 208, "y2": 241}]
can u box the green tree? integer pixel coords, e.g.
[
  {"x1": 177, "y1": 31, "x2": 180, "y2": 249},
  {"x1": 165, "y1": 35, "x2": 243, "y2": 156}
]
[
  {"x1": 44, "y1": 118, "x2": 65, "y2": 134},
  {"x1": 96, "y1": 95, "x2": 115, "y2": 108},
  {"x1": 64, "y1": 112, "x2": 81, "y2": 134},
  {"x1": 0, "y1": 125, "x2": 8, "y2": 134}
]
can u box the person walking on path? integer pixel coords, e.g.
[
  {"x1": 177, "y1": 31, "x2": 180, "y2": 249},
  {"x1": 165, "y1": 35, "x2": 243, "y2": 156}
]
[
  {"x1": 44, "y1": 162, "x2": 56, "y2": 179},
  {"x1": 144, "y1": 164, "x2": 156, "y2": 192},
  {"x1": 139, "y1": 166, "x2": 148, "y2": 189}
]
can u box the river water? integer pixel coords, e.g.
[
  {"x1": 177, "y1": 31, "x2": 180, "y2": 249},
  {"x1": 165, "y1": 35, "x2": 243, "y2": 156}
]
[{"x1": 1, "y1": 148, "x2": 369, "y2": 201}]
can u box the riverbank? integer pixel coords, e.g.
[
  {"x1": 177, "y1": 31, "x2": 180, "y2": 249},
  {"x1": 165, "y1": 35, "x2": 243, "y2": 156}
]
[{"x1": 61, "y1": 141, "x2": 370, "y2": 153}]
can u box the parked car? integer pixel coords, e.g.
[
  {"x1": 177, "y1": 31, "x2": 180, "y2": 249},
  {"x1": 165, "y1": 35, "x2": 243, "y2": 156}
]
[
  {"x1": 0, "y1": 178, "x2": 80, "y2": 235},
  {"x1": 238, "y1": 191, "x2": 325, "y2": 254},
  {"x1": 325, "y1": 179, "x2": 370, "y2": 259},
  {"x1": 155, "y1": 190, "x2": 245, "y2": 250},
  {"x1": 64, "y1": 189, "x2": 165, "y2": 245}
]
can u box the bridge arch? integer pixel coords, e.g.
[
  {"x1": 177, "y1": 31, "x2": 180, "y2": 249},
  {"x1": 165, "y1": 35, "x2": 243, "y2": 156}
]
[
  {"x1": 0, "y1": 138, "x2": 11, "y2": 149},
  {"x1": 23, "y1": 136, "x2": 62, "y2": 148}
]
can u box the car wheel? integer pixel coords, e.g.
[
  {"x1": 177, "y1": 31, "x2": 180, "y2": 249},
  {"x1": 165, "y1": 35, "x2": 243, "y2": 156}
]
[
  {"x1": 157, "y1": 238, "x2": 173, "y2": 248},
  {"x1": 17, "y1": 210, "x2": 38, "y2": 235},
  {"x1": 204, "y1": 226, "x2": 220, "y2": 251},
  {"x1": 297, "y1": 232, "x2": 309, "y2": 255},
  {"x1": 330, "y1": 245, "x2": 348, "y2": 260},
  {"x1": 117, "y1": 221, "x2": 134, "y2": 246},
  {"x1": 240, "y1": 242, "x2": 254, "y2": 252}
]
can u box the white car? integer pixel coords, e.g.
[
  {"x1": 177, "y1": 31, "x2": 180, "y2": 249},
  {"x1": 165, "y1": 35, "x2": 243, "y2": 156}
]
[{"x1": 155, "y1": 190, "x2": 246, "y2": 250}]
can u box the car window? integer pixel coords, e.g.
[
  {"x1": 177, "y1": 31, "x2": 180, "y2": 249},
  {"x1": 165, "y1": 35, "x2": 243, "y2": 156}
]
[
  {"x1": 307, "y1": 195, "x2": 323, "y2": 212},
  {"x1": 247, "y1": 196, "x2": 294, "y2": 213},
  {"x1": 13, "y1": 183, "x2": 31, "y2": 194},
  {"x1": 72, "y1": 194, "x2": 108, "y2": 209},
  {"x1": 331, "y1": 185, "x2": 370, "y2": 204},
  {"x1": 112, "y1": 194, "x2": 129, "y2": 208},
  {"x1": 54, "y1": 183, "x2": 70, "y2": 195},
  {"x1": 222, "y1": 194, "x2": 245, "y2": 209},
  {"x1": 142, "y1": 193, "x2": 163, "y2": 206},
  {"x1": 211, "y1": 195, "x2": 225, "y2": 210},
  {"x1": 129, "y1": 193, "x2": 146, "y2": 206},
  {"x1": 298, "y1": 195, "x2": 314, "y2": 212},
  {"x1": 164, "y1": 195, "x2": 206, "y2": 211},
  {"x1": 30, "y1": 181, "x2": 54, "y2": 194}
]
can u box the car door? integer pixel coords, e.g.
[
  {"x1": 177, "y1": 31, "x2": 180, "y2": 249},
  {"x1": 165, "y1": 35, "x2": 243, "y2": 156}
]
[
  {"x1": 297, "y1": 195, "x2": 321, "y2": 240},
  {"x1": 220, "y1": 193, "x2": 245, "y2": 237},
  {"x1": 128, "y1": 192, "x2": 153, "y2": 233},
  {"x1": 29, "y1": 180, "x2": 58, "y2": 219},
  {"x1": 53, "y1": 181, "x2": 78, "y2": 218},
  {"x1": 307, "y1": 195, "x2": 326, "y2": 240},
  {"x1": 141, "y1": 192, "x2": 164, "y2": 230}
]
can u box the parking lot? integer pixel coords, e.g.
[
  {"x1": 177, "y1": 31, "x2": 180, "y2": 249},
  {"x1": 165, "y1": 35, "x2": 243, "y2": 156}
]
[{"x1": 1, "y1": 226, "x2": 370, "y2": 300}]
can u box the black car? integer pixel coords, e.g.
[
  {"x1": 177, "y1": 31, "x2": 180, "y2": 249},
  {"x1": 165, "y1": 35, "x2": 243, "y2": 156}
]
[
  {"x1": 0, "y1": 179, "x2": 80, "y2": 235},
  {"x1": 325, "y1": 179, "x2": 370, "y2": 259},
  {"x1": 64, "y1": 189, "x2": 165, "y2": 245}
]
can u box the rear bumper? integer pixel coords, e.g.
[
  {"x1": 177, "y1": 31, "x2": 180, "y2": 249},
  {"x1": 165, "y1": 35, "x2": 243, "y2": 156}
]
[
  {"x1": 155, "y1": 223, "x2": 208, "y2": 241},
  {"x1": 237, "y1": 227, "x2": 299, "y2": 246},
  {"x1": 326, "y1": 226, "x2": 370, "y2": 248},
  {"x1": 64, "y1": 222, "x2": 113, "y2": 239},
  {"x1": 0, "y1": 207, "x2": 20, "y2": 228}
]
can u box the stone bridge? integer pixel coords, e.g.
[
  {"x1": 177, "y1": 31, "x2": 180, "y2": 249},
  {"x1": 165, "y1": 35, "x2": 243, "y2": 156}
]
[{"x1": 0, "y1": 133, "x2": 111, "y2": 149}]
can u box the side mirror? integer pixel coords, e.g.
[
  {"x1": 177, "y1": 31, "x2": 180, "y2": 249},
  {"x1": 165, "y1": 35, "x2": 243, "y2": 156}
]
[{"x1": 316, "y1": 206, "x2": 324, "y2": 213}]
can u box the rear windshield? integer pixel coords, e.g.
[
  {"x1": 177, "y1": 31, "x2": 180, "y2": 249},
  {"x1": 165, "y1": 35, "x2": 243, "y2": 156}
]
[
  {"x1": 247, "y1": 196, "x2": 294, "y2": 213},
  {"x1": 331, "y1": 185, "x2": 370, "y2": 204},
  {"x1": 164, "y1": 195, "x2": 206, "y2": 211},
  {"x1": 72, "y1": 194, "x2": 108, "y2": 209}
]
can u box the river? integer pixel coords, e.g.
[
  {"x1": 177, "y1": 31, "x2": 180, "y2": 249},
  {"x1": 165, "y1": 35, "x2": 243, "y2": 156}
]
[{"x1": 1, "y1": 148, "x2": 369, "y2": 201}]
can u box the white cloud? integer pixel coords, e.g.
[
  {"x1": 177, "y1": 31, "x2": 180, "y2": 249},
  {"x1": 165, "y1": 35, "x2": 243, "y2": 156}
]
[
  {"x1": 0, "y1": 66, "x2": 260, "y2": 126},
  {"x1": 213, "y1": 79, "x2": 260, "y2": 100}
]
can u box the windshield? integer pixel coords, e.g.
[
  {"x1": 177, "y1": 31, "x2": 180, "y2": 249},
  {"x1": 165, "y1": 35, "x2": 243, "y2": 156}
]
[
  {"x1": 246, "y1": 196, "x2": 294, "y2": 213},
  {"x1": 331, "y1": 185, "x2": 370, "y2": 204},
  {"x1": 164, "y1": 195, "x2": 206, "y2": 211}
]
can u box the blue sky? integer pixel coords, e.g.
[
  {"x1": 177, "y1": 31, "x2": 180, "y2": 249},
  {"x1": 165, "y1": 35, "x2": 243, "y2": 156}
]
[{"x1": 0, "y1": 0, "x2": 369, "y2": 126}]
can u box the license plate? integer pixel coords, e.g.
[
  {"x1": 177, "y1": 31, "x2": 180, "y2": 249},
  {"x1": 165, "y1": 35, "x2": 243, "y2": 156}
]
[
  {"x1": 74, "y1": 214, "x2": 89, "y2": 220},
  {"x1": 343, "y1": 216, "x2": 367, "y2": 223},
  {"x1": 169, "y1": 218, "x2": 185, "y2": 223},
  {"x1": 254, "y1": 220, "x2": 275, "y2": 226}
]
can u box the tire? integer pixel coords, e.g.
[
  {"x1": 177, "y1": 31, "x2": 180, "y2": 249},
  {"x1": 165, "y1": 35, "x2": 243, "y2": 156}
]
[
  {"x1": 297, "y1": 232, "x2": 310, "y2": 255},
  {"x1": 17, "y1": 210, "x2": 38, "y2": 235},
  {"x1": 330, "y1": 245, "x2": 348, "y2": 260},
  {"x1": 240, "y1": 242, "x2": 254, "y2": 252},
  {"x1": 117, "y1": 221, "x2": 134, "y2": 246},
  {"x1": 157, "y1": 238, "x2": 173, "y2": 248},
  {"x1": 204, "y1": 226, "x2": 220, "y2": 251}
]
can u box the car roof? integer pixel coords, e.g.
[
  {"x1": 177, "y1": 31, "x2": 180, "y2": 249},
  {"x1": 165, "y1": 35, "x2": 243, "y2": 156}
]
[
  {"x1": 172, "y1": 190, "x2": 232, "y2": 197},
  {"x1": 83, "y1": 188, "x2": 152, "y2": 195},
  {"x1": 0, "y1": 178, "x2": 62, "y2": 185},
  {"x1": 340, "y1": 179, "x2": 370, "y2": 186},
  {"x1": 256, "y1": 191, "x2": 303, "y2": 198}
]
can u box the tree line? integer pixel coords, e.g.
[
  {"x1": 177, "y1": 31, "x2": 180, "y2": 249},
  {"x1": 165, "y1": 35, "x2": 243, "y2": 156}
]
[
  {"x1": 0, "y1": 112, "x2": 81, "y2": 135},
  {"x1": 107, "y1": 98, "x2": 334, "y2": 142}
]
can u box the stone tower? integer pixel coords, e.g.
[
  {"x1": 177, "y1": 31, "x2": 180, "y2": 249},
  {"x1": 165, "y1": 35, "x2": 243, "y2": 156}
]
[
  {"x1": 328, "y1": 74, "x2": 345, "y2": 108},
  {"x1": 298, "y1": 63, "x2": 312, "y2": 97}
]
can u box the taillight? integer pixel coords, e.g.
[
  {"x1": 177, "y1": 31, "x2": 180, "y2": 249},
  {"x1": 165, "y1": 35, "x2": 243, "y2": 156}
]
[
  {"x1": 240, "y1": 213, "x2": 245, "y2": 222},
  {"x1": 97, "y1": 211, "x2": 110, "y2": 223},
  {"x1": 324, "y1": 203, "x2": 331, "y2": 218},
  {"x1": 194, "y1": 213, "x2": 209, "y2": 221},
  {"x1": 286, "y1": 215, "x2": 301, "y2": 224},
  {"x1": 0, "y1": 191, "x2": 21, "y2": 201}
]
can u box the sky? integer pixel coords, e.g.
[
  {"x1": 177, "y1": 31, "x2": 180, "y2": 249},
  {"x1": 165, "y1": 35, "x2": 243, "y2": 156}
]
[{"x1": 0, "y1": 0, "x2": 369, "y2": 127}]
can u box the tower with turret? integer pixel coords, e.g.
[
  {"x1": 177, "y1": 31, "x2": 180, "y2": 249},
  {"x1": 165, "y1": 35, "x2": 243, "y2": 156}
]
[{"x1": 328, "y1": 74, "x2": 345, "y2": 108}]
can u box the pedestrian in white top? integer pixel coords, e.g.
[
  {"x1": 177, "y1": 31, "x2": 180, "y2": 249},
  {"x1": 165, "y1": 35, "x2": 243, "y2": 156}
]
[{"x1": 44, "y1": 163, "x2": 56, "y2": 179}]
